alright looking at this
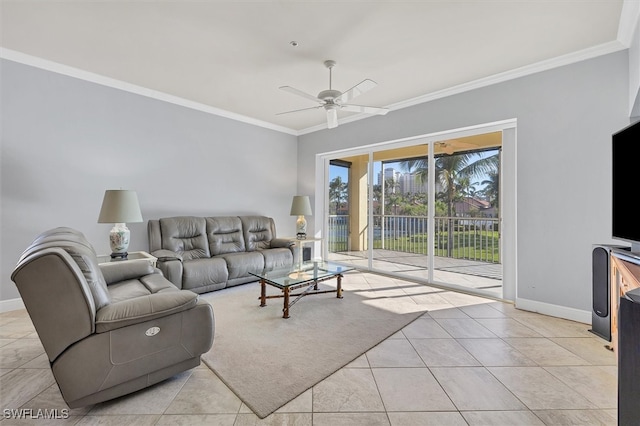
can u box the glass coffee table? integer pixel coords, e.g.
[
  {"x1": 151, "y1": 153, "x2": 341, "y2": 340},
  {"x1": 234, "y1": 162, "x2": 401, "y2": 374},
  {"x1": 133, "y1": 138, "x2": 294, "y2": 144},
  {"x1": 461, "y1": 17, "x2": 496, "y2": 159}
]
[{"x1": 250, "y1": 261, "x2": 354, "y2": 318}]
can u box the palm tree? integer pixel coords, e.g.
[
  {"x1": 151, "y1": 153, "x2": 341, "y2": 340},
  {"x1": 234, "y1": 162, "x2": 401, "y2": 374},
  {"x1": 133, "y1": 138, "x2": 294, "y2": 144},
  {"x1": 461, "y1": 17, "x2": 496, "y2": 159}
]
[
  {"x1": 383, "y1": 177, "x2": 401, "y2": 214},
  {"x1": 371, "y1": 184, "x2": 382, "y2": 215},
  {"x1": 329, "y1": 176, "x2": 348, "y2": 215},
  {"x1": 478, "y1": 170, "x2": 499, "y2": 209},
  {"x1": 459, "y1": 176, "x2": 477, "y2": 199},
  {"x1": 402, "y1": 151, "x2": 499, "y2": 256},
  {"x1": 403, "y1": 153, "x2": 497, "y2": 213}
]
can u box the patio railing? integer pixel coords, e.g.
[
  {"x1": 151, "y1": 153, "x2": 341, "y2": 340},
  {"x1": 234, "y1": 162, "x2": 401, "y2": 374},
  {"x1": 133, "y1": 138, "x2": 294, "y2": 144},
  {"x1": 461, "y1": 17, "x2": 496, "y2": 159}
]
[{"x1": 328, "y1": 214, "x2": 500, "y2": 263}]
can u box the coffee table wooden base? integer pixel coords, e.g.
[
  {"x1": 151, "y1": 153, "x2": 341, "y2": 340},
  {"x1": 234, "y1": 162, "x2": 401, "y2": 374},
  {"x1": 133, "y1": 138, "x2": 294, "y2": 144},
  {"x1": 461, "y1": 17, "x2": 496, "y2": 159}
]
[{"x1": 259, "y1": 274, "x2": 343, "y2": 318}]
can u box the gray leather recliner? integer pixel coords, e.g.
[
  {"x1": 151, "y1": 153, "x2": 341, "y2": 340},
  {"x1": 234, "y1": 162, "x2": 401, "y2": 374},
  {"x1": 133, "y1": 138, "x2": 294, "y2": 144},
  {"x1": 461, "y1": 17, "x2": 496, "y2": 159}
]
[{"x1": 10, "y1": 227, "x2": 214, "y2": 408}]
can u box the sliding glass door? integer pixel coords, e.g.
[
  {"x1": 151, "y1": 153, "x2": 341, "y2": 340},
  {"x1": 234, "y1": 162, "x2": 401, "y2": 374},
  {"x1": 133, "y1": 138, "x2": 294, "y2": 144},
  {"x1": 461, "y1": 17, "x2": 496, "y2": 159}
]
[
  {"x1": 324, "y1": 132, "x2": 503, "y2": 299},
  {"x1": 328, "y1": 160, "x2": 350, "y2": 256}
]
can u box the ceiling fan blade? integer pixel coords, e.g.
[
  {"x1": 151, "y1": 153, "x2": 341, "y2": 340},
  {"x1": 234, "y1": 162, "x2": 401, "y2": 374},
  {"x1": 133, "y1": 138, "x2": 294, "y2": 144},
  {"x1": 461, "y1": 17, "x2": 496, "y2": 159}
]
[
  {"x1": 334, "y1": 79, "x2": 377, "y2": 103},
  {"x1": 276, "y1": 105, "x2": 323, "y2": 115},
  {"x1": 279, "y1": 86, "x2": 321, "y2": 103},
  {"x1": 340, "y1": 104, "x2": 389, "y2": 115},
  {"x1": 327, "y1": 108, "x2": 338, "y2": 129}
]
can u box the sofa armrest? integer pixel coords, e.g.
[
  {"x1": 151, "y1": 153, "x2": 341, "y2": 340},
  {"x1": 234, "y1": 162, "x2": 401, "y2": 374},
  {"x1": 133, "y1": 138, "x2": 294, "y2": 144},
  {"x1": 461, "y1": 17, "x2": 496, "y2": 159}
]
[
  {"x1": 150, "y1": 250, "x2": 184, "y2": 288},
  {"x1": 100, "y1": 262, "x2": 157, "y2": 285},
  {"x1": 271, "y1": 238, "x2": 295, "y2": 249},
  {"x1": 151, "y1": 249, "x2": 183, "y2": 262},
  {"x1": 95, "y1": 290, "x2": 199, "y2": 333}
]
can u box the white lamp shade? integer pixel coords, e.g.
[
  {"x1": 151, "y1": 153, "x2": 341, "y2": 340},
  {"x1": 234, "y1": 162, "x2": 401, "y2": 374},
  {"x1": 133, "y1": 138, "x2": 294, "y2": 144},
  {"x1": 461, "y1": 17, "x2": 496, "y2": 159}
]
[
  {"x1": 98, "y1": 190, "x2": 143, "y2": 223},
  {"x1": 290, "y1": 196, "x2": 312, "y2": 216}
]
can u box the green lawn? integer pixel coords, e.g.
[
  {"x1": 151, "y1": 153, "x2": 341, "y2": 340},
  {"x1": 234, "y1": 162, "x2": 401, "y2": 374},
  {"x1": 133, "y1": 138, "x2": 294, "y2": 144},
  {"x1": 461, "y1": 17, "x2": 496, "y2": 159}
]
[{"x1": 329, "y1": 230, "x2": 500, "y2": 263}]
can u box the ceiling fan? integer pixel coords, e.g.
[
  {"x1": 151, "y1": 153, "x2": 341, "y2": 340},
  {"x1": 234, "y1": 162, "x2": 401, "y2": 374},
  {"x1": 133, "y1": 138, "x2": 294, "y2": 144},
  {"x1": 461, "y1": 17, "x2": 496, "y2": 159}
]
[{"x1": 278, "y1": 60, "x2": 389, "y2": 129}]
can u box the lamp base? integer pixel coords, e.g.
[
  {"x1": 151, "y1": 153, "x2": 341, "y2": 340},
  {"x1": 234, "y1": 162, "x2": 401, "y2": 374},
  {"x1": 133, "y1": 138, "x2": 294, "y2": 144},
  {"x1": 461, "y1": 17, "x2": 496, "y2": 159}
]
[
  {"x1": 109, "y1": 223, "x2": 130, "y2": 259},
  {"x1": 296, "y1": 215, "x2": 307, "y2": 240}
]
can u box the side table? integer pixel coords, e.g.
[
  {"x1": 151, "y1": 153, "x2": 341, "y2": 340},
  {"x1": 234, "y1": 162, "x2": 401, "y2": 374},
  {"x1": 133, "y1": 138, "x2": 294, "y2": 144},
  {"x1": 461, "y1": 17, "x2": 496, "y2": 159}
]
[
  {"x1": 97, "y1": 251, "x2": 157, "y2": 268},
  {"x1": 289, "y1": 237, "x2": 322, "y2": 269}
]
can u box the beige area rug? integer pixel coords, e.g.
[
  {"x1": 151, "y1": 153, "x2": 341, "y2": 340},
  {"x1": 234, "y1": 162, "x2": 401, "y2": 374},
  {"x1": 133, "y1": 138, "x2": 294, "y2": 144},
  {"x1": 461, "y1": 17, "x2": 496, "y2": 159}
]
[{"x1": 199, "y1": 271, "x2": 431, "y2": 418}]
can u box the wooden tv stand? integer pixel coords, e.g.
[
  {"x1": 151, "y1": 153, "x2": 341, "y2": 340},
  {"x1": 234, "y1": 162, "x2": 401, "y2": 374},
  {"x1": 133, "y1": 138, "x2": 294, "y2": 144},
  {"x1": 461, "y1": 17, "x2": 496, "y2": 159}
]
[{"x1": 610, "y1": 249, "x2": 640, "y2": 352}]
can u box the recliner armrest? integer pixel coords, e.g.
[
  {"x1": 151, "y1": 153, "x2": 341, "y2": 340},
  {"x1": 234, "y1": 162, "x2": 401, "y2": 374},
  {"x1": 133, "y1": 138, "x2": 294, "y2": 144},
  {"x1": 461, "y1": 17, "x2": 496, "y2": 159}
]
[
  {"x1": 149, "y1": 251, "x2": 184, "y2": 288},
  {"x1": 151, "y1": 249, "x2": 183, "y2": 262},
  {"x1": 271, "y1": 238, "x2": 295, "y2": 249},
  {"x1": 95, "y1": 290, "x2": 198, "y2": 333},
  {"x1": 100, "y1": 262, "x2": 157, "y2": 285}
]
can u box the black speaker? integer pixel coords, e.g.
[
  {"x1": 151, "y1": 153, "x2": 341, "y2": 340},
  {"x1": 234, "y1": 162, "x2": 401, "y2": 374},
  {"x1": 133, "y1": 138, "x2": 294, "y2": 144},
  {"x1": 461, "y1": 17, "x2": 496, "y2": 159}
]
[{"x1": 591, "y1": 244, "x2": 629, "y2": 341}]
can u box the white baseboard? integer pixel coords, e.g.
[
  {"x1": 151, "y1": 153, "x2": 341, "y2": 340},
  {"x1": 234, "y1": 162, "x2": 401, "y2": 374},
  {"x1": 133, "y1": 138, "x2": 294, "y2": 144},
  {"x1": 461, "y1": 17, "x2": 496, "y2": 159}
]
[
  {"x1": 0, "y1": 297, "x2": 25, "y2": 313},
  {"x1": 516, "y1": 297, "x2": 591, "y2": 324}
]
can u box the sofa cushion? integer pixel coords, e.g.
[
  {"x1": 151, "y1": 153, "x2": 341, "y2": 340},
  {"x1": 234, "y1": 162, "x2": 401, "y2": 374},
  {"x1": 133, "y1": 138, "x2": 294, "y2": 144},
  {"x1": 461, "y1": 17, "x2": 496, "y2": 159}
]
[
  {"x1": 182, "y1": 257, "x2": 229, "y2": 290},
  {"x1": 261, "y1": 248, "x2": 294, "y2": 270},
  {"x1": 100, "y1": 262, "x2": 156, "y2": 285},
  {"x1": 206, "y1": 217, "x2": 246, "y2": 255},
  {"x1": 107, "y1": 280, "x2": 151, "y2": 303},
  {"x1": 220, "y1": 251, "x2": 264, "y2": 279},
  {"x1": 240, "y1": 216, "x2": 275, "y2": 251},
  {"x1": 159, "y1": 217, "x2": 210, "y2": 260}
]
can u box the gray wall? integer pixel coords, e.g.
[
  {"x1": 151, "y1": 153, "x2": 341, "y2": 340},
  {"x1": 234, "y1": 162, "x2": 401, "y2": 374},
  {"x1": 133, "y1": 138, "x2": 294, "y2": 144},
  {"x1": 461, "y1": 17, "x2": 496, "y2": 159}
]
[
  {"x1": 298, "y1": 51, "x2": 630, "y2": 316},
  {"x1": 1, "y1": 59, "x2": 298, "y2": 302}
]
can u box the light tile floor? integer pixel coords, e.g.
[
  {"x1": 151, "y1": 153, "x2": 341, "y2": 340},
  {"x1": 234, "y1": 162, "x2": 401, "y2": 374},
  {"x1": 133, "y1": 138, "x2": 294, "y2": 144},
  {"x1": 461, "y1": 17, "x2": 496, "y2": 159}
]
[
  {"x1": 0, "y1": 272, "x2": 617, "y2": 425},
  {"x1": 328, "y1": 251, "x2": 504, "y2": 299}
]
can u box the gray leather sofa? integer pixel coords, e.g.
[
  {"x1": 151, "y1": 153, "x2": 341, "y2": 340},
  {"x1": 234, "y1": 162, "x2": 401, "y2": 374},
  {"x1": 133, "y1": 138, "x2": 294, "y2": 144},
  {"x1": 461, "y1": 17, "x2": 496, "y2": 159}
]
[
  {"x1": 148, "y1": 215, "x2": 296, "y2": 293},
  {"x1": 11, "y1": 227, "x2": 214, "y2": 408}
]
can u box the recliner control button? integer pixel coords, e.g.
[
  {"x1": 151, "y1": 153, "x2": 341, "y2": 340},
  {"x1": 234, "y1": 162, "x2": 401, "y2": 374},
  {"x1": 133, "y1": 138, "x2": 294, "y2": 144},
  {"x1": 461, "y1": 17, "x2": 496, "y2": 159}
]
[{"x1": 145, "y1": 327, "x2": 160, "y2": 336}]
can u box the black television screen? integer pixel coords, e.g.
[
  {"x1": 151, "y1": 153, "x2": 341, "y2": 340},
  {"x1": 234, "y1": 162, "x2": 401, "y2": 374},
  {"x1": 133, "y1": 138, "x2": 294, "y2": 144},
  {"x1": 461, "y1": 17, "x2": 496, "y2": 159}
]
[{"x1": 612, "y1": 120, "x2": 640, "y2": 249}]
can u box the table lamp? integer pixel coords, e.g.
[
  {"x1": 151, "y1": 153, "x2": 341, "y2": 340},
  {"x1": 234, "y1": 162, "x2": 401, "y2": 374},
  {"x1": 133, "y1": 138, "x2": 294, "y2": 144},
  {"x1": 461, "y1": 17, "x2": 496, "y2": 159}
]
[
  {"x1": 98, "y1": 189, "x2": 143, "y2": 259},
  {"x1": 290, "y1": 195, "x2": 312, "y2": 239}
]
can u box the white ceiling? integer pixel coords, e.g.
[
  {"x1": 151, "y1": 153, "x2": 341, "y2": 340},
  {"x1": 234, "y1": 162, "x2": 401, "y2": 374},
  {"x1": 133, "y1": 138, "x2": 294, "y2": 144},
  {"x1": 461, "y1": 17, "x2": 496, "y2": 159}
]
[{"x1": 0, "y1": 1, "x2": 632, "y2": 134}]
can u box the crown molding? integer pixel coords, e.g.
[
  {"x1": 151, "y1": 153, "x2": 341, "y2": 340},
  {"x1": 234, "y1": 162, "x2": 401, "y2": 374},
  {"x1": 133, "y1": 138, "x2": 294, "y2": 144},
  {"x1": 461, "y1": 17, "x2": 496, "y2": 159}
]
[
  {"x1": 388, "y1": 41, "x2": 626, "y2": 113},
  {"x1": 0, "y1": 48, "x2": 299, "y2": 136},
  {"x1": 298, "y1": 41, "x2": 626, "y2": 135},
  {"x1": 1, "y1": 37, "x2": 630, "y2": 138}
]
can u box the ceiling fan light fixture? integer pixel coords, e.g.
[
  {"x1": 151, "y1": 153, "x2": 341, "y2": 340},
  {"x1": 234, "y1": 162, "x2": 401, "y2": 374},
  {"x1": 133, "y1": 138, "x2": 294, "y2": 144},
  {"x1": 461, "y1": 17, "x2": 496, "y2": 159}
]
[
  {"x1": 327, "y1": 108, "x2": 338, "y2": 129},
  {"x1": 278, "y1": 59, "x2": 389, "y2": 129},
  {"x1": 318, "y1": 89, "x2": 341, "y2": 101}
]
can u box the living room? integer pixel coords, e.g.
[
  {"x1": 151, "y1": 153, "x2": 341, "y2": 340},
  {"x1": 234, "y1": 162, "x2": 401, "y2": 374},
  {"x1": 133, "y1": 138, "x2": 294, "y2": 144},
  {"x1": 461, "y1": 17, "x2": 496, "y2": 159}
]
[{"x1": 2, "y1": 1, "x2": 640, "y2": 424}]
